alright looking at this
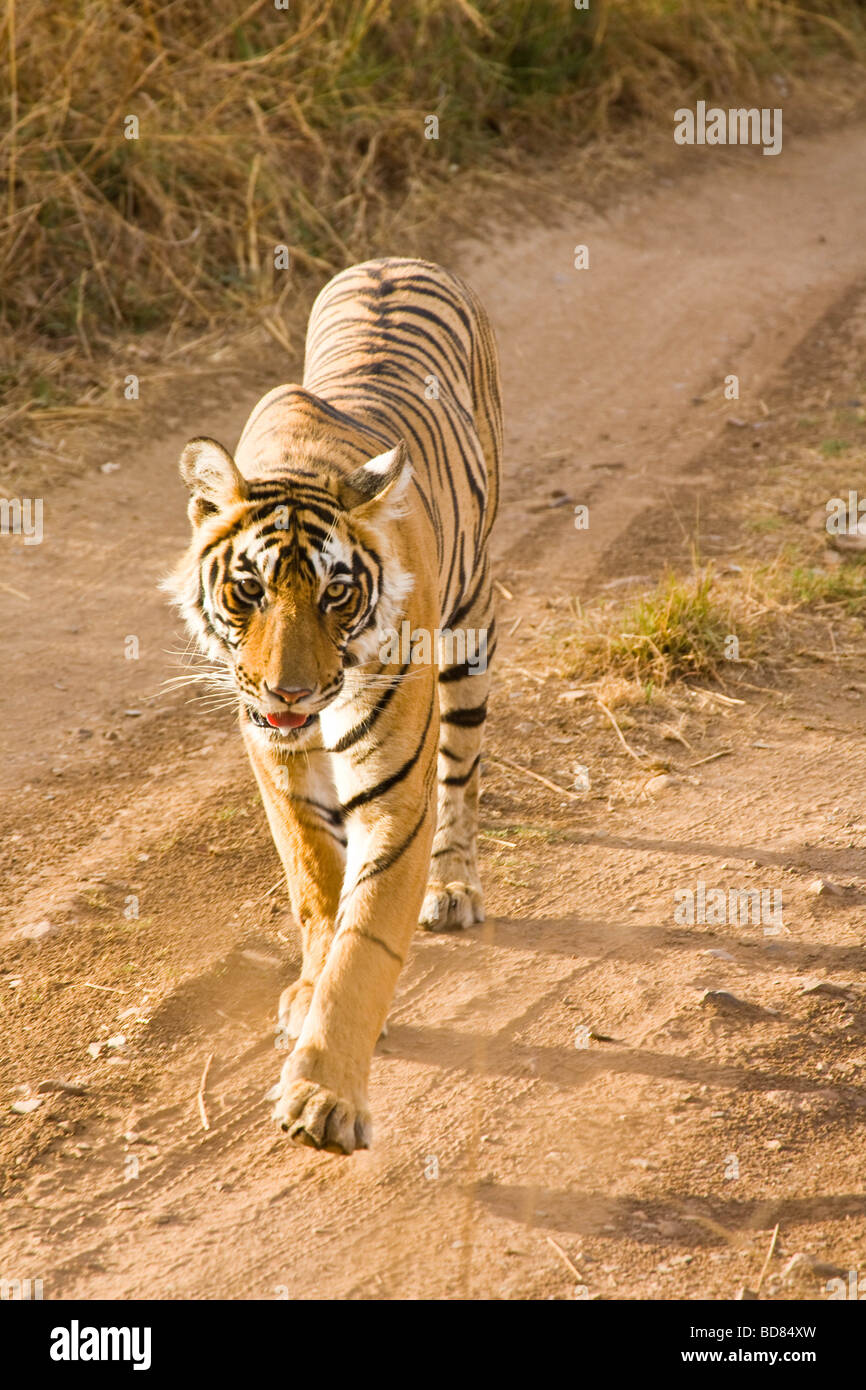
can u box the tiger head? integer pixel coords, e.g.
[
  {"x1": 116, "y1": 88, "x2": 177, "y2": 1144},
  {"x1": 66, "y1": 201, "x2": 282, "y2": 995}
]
[{"x1": 164, "y1": 435, "x2": 413, "y2": 745}]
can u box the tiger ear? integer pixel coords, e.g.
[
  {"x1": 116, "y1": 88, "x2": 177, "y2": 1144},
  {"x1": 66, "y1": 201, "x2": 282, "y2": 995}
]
[
  {"x1": 178, "y1": 437, "x2": 248, "y2": 524},
  {"x1": 338, "y1": 441, "x2": 410, "y2": 512}
]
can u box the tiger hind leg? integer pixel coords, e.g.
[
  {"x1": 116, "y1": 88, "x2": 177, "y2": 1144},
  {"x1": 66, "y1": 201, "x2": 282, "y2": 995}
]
[{"x1": 419, "y1": 575, "x2": 494, "y2": 931}]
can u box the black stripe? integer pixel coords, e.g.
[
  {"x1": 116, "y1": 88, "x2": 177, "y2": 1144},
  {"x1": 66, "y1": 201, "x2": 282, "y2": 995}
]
[
  {"x1": 354, "y1": 800, "x2": 431, "y2": 887},
  {"x1": 338, "y1": 927, "x2": 404, "y2": 964},
  {"x1": 330, "y1": 664, "x2": 409, "y2": 753},
  {"x1": 439, "y1": 658, "x2": 475, "y2": 683},
  {"x1": 446, "y1": 560, "x2": 489, "y2": 629},
  {"x1": 440, "y1": 754, "x2": 480, "y2": 788},
  {"x1": 340, "y1": 696, "x2": 434, "y2": 814},
  {"x1": 441, "y1": 701, "x2": 487, "y2": 728},
  {"x1": 289, "y1": 795, "x2": 344, "y2": 829}
]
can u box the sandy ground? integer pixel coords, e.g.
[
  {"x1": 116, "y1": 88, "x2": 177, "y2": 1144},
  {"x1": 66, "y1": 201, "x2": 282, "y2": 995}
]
[{"x1": 1, "y1": 123, "x2": 865, "y2": 1301}]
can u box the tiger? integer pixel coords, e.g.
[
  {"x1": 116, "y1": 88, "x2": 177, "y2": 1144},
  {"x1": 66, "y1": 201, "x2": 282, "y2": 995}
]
[{"x1": 165, "y1": 257, "x2": 502, "y2": 1154}]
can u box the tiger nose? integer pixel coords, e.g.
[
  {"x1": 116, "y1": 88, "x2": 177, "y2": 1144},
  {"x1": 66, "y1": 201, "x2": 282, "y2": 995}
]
[{"x1": 268, "y1": 685, "x2": 313, "y2": 705}]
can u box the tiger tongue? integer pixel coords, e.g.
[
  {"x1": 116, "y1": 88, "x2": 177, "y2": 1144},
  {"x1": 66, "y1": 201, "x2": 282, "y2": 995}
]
[{"x1": 266, "y1": 711, "x2": 309, "y2": 729}]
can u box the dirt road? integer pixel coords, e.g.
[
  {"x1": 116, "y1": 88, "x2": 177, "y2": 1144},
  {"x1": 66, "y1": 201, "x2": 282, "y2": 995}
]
[{"x1": 2, "y1": 124, "x2": 866, "y2": 1300}]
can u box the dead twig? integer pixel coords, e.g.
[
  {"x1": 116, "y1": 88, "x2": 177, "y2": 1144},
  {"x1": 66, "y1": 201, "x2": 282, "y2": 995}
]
[
  {"x1": 688, "y1": 748, "x2": 733, "y2": 769},
  {"x1": 686, "y1": 686, "x2": 745, "y2": 706},
  {"x1": 0, "y1": 580, "x2": 30, "y2": 601},
  {"x1": 546, "y1": 1235, "x2": 584, "y2": 1282},
  {"x1": 260, "y1": 314, "x2": 293, "y2": 355},
  {"x1": 514, "y1": 664, "x2": 545, "y2": 684},
  {"x1": 755, "y1": 1222, "x2": 780, "y2": 1294},
  {"x1": 595, "y1": 698, "x2": 646, "y2": 766},
  {"x1": 487, "y1": 751, "x2": 583, "y2": 802},
  {"x1": 197, "y1": 1051, "x2": 214, "y2": 1132},
  {"x1": 254, "y1": 877, "x2": 283, "y2": 905}
]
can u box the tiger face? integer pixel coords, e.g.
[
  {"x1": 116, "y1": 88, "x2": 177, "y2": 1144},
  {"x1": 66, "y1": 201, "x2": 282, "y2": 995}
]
[{"x1": 165, "y1": 435, "x2": 413, "y2": 745}]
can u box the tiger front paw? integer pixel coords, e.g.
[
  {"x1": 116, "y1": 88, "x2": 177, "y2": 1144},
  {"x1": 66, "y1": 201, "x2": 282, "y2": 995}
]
[{"x1": 272, "y1": 1049, "x2": 372, "y2": 1154}]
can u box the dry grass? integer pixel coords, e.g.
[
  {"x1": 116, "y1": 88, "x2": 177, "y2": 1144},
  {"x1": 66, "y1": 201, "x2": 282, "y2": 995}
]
[
  {"x1": 2, "y1": 0, "x2": 865, "y2": 441},
  {"x1": 556, "y1": 554, "x2": 865, "y2": 688},
  {"x1": 559, "y1": 566, "x2": 765, "y2": 685}
]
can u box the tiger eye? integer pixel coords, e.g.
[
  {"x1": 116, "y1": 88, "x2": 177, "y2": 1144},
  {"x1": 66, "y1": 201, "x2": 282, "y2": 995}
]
[
  {"x1": 325, "y1": 580, "x2": 351, "y2": 602},
  {"x1": 235, "y1": 576, "x2": 263, "y2": 601}
]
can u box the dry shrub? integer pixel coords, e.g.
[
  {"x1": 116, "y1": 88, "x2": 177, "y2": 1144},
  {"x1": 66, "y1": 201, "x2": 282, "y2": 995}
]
[{"x1": 1, "y1": 0, "x2": 864, "y2": 429}]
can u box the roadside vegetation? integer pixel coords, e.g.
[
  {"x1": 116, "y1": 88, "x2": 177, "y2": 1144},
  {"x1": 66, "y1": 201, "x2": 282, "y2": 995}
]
[
  {"x1": 2, "y1": 0, "x2": 866, "y2": 440},
  {"x1": 556, "y1": 390, "x2": 866, "y2": 697}
]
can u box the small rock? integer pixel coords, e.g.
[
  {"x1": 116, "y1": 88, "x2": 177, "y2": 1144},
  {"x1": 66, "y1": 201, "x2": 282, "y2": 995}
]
[
  {"x1": 782, "y1": 1252, "x2": 847, "y2": 1281},
  {"x1": 36, "y1": 1079, "x2": 87, "y2": 1096},
  {"x1": 701, "y1": 990, "x2": 778, "y2": 1019},
  {"x1": 558, "y1": 689, "x2": 589, "y2": 702},
  {"x1": 801, "y1": 979, "x2": 853, "y2": 1000},
  {"x1": 809, "y1": 878, "x2": 843, "y2": 896},
  {"x1": 781, "y1": 1253, "x2": 811, "y2": 1281},
  {"x1": 766, "y1": 1088, "x2": 840, "y2": 1114},
  {"x1": 13, "y1": 919, "x2": 56, "y2": 942},
  {"x1": 704, "y1": 949, "x2": 735, "y2": 961},
  {"x1": 736, "y1": 1286, "x2": 759, "y2": 1300},
  {"x1": 726, "y1": 417, "x2": 750, "y2": 429},
  {"x1": 645, "y1": 773, "x2": 675, "y2": 795},
  {"x1": 100, "y1": 462, "x2": 121, "y2": 474},
  {"x1": 123, "y1": 709, "x2": 143, "y2": 718},
  {"x1": 87, "y1": 1041, "x2": 104, "y2": 1058},
  {"x1": 239, "y1": 949, "x2": 283, "y2": 971},
  {"x1": 572, "y1": 764, "x2": 591, "y2": 792},
  {"x1": 11, "y1": 1097, "x2": 44, "y2": 1115},
  {"x1": 106, "y1": 1034, "x2": 126, "y2": 1050}
]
